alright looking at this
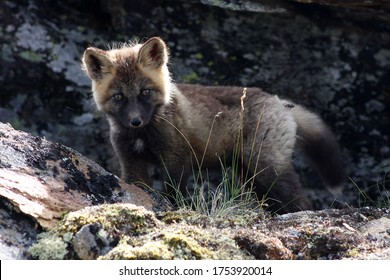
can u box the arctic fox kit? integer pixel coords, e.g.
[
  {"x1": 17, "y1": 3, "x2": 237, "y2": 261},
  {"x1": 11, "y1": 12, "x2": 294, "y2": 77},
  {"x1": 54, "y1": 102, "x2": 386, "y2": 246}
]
[{"x1": 82, "y1": 37, "x2": 346, "y2": 213}]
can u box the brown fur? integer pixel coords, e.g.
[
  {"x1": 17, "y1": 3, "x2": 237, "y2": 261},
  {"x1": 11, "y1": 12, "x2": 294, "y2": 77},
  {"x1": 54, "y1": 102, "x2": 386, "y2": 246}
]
[{"x1": 82, "y1": 37, "x2": 346, "y2": 213}]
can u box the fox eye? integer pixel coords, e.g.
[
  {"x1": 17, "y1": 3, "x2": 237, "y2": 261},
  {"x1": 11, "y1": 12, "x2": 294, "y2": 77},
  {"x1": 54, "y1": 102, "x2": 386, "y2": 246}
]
[
  {"x1": 113, "y1": 93, "x2": 124, "y2": 101},
  {"x1": 140, "y1": 89, "x2": 152, "y2": 96}
]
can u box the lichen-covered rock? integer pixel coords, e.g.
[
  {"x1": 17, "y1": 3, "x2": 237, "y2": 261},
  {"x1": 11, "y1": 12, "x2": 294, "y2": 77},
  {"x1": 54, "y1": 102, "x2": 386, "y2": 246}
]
[
  {"x1": 0, "y1": 122, "x2": 166, "y2": 230},
  {"x1": 72, "y1": 223, "x2": 112, "y2": 260},
  {"x1": 57, "y1": 203, "x2": 160, "y2": 235},
  {"x1": 27, "y1": 203, "x2": 390, "y2": 260},
  {"x1": 268, "y1": 207, "x2": 390, "y2": 259},
  {"x1": 28, "y1": 233, "x2": 68, "y2": 260},
  {"x1": 29, "y1": 203, "x2": 253, "y2": 260},
  {"x1": 234, "y1": 230, "x2": 294, "y2": 260}
]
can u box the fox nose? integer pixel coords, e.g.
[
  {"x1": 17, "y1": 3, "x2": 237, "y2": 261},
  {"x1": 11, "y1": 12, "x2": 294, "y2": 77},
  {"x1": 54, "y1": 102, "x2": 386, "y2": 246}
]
[{"x1": 130, "y1": 117, "x2": 142, "y2": 127}]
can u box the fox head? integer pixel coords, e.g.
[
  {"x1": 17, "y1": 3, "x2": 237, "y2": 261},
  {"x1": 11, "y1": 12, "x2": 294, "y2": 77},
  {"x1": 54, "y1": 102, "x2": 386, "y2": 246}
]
[{"x1": 82, "y1": 37, "x2": 171, "y2": 128}]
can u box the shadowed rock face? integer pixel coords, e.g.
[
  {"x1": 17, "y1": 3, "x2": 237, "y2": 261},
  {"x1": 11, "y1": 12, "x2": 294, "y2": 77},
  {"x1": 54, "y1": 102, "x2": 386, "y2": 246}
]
[{"x1": 0, "y1": 0, "x2": 389, "y2": 209}]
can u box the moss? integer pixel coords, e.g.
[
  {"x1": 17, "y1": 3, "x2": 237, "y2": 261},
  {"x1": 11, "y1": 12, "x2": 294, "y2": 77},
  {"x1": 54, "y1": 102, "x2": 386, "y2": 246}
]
[
  {"x1": 100, "y1": 239, "x2": 173, "y2": 260},
  {"x1": 28, "y1": 203, "x2": 255, "y2": 260},
  {"x1": 2, "y1": 44, "x2": 14, "y2": 62},
  {"x1": 19, "y1": 51, "x2": 44, "y2": 63},
  {"x1": 28, "y1": 233, "x2": 68, "y2": 260},
  {"x1": 193, "y1": 52, "x2": 204, "y2": 60},
  {"x1": 182, "y1": 72, "x2": 199, "y2": 83},
  {"x1": 161, "y1": 207, "x2": 264, "y2": 229},
  {"x1": 161, "y1": 226, "x2": 252, "y2": 260},
  {"x1": 345, "y1": 247, "x2": 361, "y2": 259},
  {"x1": 163, "y1": 232, "x2": 214, "y2": 259},
  {"x1": 99, "y1": 225, "x2": 251, "y2": 260},
  {"x1": 56, "y1": 203, "x2": 159, "y2": 236},
  {"x1": 28, "y1": 204, "x2": 160, "y2": 259},
  {"x1": 160, "y1": 209, "x2": 196, "y2": 224},
  {"x1": 8, "y1": 118, "x2": 24, "y2": 131}
]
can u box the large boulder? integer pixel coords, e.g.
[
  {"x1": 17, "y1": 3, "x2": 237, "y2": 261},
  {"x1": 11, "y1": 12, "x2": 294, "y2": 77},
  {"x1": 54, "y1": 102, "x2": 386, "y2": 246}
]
[{"x1": 0, "y1": 122, "x2": 168, "y2": 259}]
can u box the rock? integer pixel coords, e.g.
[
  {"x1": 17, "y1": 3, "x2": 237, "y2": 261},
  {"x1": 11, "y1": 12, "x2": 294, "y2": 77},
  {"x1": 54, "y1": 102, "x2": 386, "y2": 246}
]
[
  {"x1": 28, "y1": 233, "x2": 68, "y2": 260},
  {"x1": 27, "y1": 204, "x2": 390, "y2": 260},
  {"x1": 0, "y1": 122, "x2": 169, "y2": 258},
  {"x1": 29, "y1": 203, "x2": 255, "y2": 260},
  {"x1": 0, "y1": 199, "x2": 38, "y2": 260},
  {"x1": 234, "y1": 230, "x2": 294, "y2": 259},
  {"x1": 73, "y1": 223, "x2": 113, "y2": 260},
  {"x1": 0, "y1": 122, "x2": 167, "y2": 230},
  {"x1": 359, "y1": 216, "x2": 390, "y2": 243},
  {"x1": 268, "y1": 207, "x2": 390, "y2": 259}
]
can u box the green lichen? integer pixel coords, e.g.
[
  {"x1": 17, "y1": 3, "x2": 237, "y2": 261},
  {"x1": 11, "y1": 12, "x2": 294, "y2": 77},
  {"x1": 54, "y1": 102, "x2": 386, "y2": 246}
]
[
  {"x1": 28, "y1": 204, "x2": 160, "y2": 259},
  {"x1": 56, "y1": 203, "x2": 159, "y2": 236},
  {"x1": 9, "y1": 119, "x2": 24, "y2": 131},
  {"x1": 160, "y1": 209, "x2": 196, "y2": 224},
  {"x1": 28, "y1": 232, "x2": 68, "y2": 260},
  {"x1": 19, "y1": 51, "x2": 44, "y2": 63},
  {"x1": 100, "y1": 239, "x2": 173, "y2": 260},
  {"x1": 345, "y1": 247, "x2": 361, "y2": 259},
  {"x1": 163, "y1": 232, "x2": 214, "y2": 259},
  {"x1": 161, "y1": 207, "x2": 264, "y2": 229},
  {"x1": 2, "y1": 44, "x2": 14, "y2": 62},
  {"x1": 99, "y1": 225, "x2": 251, "y2": 260},
  {"x1": 28, "y1": 203, "x2": 255, "y2": 260},
  {"x1": 182, "y1": 72, "x2": 199, "y2": 83},
  {"x1": 193, "y1": 52, "x2": 204, "y2": 60}
]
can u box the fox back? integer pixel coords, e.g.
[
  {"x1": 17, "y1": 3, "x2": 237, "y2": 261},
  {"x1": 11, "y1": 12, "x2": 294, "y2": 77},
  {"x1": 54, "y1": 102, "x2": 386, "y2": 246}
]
[{"x1": 82, "y1": 37, "x2": 346, "y2": 213}]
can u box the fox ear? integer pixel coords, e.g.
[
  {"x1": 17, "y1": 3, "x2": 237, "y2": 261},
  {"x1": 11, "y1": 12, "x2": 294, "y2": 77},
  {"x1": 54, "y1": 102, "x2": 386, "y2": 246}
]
[
  {"x1": 138, "y1": 37, "x2": 168, "y2": 69},
  {"x1": 82, "y1": 47, "x2": 114, "y2": 80}
]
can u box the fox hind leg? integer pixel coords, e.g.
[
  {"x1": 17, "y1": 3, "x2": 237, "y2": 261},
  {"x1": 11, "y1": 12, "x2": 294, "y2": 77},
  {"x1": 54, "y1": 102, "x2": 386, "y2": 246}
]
[{"x1": 243, "y1": 99, "x2": 311, "y2": 213}]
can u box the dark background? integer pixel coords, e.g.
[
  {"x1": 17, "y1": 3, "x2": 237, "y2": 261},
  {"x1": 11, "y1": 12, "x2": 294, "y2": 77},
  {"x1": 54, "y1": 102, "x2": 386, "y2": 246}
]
[{"x1": 1, "y1": 0, "x2": 389, "y2": 209}]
